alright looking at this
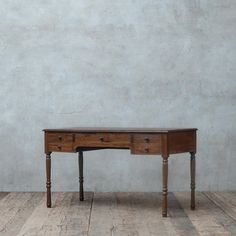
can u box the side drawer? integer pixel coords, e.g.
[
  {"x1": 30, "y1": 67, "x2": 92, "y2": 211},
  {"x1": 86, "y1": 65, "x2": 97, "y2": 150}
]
[
  {"x1": 132, "y1": 134, "x2": 161, "y2": 143},
  {"x1": 47, "y1": 132, "x2": 73, "y2": 143},
  {"x1": 131, "y1": 134, "x2": 162, "y2": 154},
  {"x1": 48, "y1": 143, "x2": 73, "y2": 152},
  {"x1": 131, "y1": 143, "x2": 162, "y2": 155},
  {"x1": 46, "y1": 132, "x2": 74, "y2": 152}
]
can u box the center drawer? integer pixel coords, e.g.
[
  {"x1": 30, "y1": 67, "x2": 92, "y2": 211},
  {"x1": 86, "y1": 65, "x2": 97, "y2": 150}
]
[{"x1": 75, "y1": 133, "x2": 131, "y2": 147}]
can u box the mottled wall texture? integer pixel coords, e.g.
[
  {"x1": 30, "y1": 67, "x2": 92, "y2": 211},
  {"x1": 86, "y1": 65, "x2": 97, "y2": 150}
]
[{"x1": 0, "y1": 1, "x2": 236, "y2": 191}]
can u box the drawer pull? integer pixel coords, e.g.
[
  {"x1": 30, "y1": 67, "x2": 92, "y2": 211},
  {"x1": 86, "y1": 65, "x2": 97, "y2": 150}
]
[
  {"x1": 145, "y1": 148, "x2": 149, "y2": 153},
  {"x1": 58, "y1": 136, "x2": 62, "y2": 141},
  {"x1": 57, "y1": 145, "x2": 62, "y2": 150},
  {"x1": 144, "y1": 137, "x2": 150, "y2": 143},
  {"x1": 99, "y1": 136, "x2": 110, "y2": 142}
]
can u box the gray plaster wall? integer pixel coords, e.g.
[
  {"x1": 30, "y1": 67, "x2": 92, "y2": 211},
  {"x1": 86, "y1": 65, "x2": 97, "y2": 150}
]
[{"x1": 0, "y1": 0, "x2": 236, "y2": 192}]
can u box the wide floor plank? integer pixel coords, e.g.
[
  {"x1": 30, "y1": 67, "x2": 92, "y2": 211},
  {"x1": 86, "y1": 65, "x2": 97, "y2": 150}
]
[
  {"x1": 0, "y1": 193, "x2": 40, "y2": 235},
  {"x1": 88, "y1": 192, "x2": 179, "y2": 236},
  {"x1": 175, "y1": 192, "x2": 236, "y2": 236},
  {"x1": 16, "y1": 192, "x2": 93, "y2": 236},
  {"x1": 168, "y1": 192, "x2": 200, "y2": 236},
  {"x1": 0, "y1": 193, "x2": 44, "y2": 236},
  {"x1": 204, "y1": 192, "x2": 236, "y2": 221},
  {"x1": 58, "y1": 192, "x2": 93, "y2": 236}
]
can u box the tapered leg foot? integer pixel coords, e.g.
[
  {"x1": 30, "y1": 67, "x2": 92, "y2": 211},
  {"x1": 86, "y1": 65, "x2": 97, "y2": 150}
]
[
  {"x1": 190, "y1": 152, "x2": 196, "y2": 210},
  {"x1": 78, "y1": 150, "x2": 84, "y2": 201},
  {"x1": 162, "y1": 155, "x2": 169, "y2": 217},
  {"x1": 46, "y1": 152, "x2": 52, "y2": 208}
]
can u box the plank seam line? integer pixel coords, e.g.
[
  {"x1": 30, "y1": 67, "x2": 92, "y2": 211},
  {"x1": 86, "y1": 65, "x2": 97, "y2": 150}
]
[
  {"x1": 203, "y1": 192, "x2": 236, "y2": 223},
  {"x1": 87, "y1": 192, "x2": 94, "y2": 236},
  {"x1": 171, "y1": 193, "x2": 201, "y2": 236}
]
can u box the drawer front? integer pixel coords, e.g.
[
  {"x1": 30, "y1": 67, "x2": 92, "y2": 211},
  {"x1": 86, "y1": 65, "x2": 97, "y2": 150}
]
[
  {"x1": 47, "y1": 133, "x2": 73, "y2": 143},
  {"x1": 131, "y1": 143, "x2": 162, "y2": 155},
  {"x1": 132, "y1": 134, "x2": 161, "y2": 143},
  {"x1": 131, "y1": 134, "x2": 162, "y2": 154},
  {"x1": 48, "y1": 143, "x2": 73, "y2": 152},
  {"x1": 75, "y1": 133, "x2": 131, "y2": 147},
  {"x1": 46, "y1": 132, "x2": 74, "y2": 152}
]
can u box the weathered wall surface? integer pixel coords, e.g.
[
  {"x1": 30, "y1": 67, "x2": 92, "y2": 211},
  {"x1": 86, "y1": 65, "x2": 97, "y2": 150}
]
[{"x1": 0, "y1": 1, "x2": 235, "y2": 191}]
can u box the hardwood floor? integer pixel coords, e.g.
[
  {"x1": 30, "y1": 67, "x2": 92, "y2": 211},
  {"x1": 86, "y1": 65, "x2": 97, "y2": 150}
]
[{"x1": 0, "y1": 192, "x2": 235, "y2": 236}]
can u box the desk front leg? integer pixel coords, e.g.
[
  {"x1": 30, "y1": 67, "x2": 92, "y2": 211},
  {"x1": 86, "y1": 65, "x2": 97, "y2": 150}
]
[
  {"x1": 162, "y1": 155, "x2": 169, "y2": 217},
  {"x1": 46, "y1": 152, "x2": 52, "y2": 208}
]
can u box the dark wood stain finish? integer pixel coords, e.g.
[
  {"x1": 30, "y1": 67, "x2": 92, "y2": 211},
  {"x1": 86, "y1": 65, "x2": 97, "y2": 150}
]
[
  {"x1": 46, "y1": 152, "x2": 51, "y2": 208},
  {"x1": 190, "y1": 152, "x2": 196, "y2": 210},
  {"x1": 44, "y1": 127, "x2": 197, "y2": 217},
  {"x1": 78, "y1": 150, "x2": 84, "y2": 201}
]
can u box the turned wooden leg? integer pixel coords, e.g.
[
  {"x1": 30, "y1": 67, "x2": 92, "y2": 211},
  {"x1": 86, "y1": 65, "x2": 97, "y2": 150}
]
[
  {"x1": 46, "y1": 152, "x2": 52, "y2": 208},
  {"x1": 162, "y1": 155, "x2": 169, "y2": 217},
  {"x1": 190, "y1": 152, "x2": 196, "y2": 210},
  {"x1": 78, "y1": 150, "x2": 84, "y2": 201}
]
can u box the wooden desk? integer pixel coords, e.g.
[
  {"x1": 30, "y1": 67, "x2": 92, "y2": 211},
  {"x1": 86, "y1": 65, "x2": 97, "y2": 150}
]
[{"x1": 44, "y1": 128, "x2": 197, "y2": 217}]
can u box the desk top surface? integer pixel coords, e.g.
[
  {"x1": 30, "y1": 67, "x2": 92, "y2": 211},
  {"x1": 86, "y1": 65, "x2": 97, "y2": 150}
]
[{"x1": 44, "y1": 127, "x2": 197, "y2": 133}]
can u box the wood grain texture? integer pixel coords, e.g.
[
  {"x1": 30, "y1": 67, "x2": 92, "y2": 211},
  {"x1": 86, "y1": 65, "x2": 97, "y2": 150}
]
[
  {"x1": 88, "y1": 192, "x2": 178, "y2": 236},
  {"x1": 0, "y1": 193, "x2": 42, "y2": 235},
  {"x1": 16, "y1": 192, "x2": 93, "y2": 236},
  {"x1": 190, "y1": 152, "x2": 196, "y2": 210},
  {"x1": 168, "y1": 193, "x2": 199, "y2": 236},
  {"x1": 43, "y1": 128, "x2": 197, "y2": 133},
  {"x1": 0, "y1": 192, "x2": 9, "y2": 201},
  {"x1": 168, "y1": 131, "x2": 196, "y2": 154},
  {"x1": 162, "y1": 156, "x2": 168, "y2": 217},
  {"x1": 0, "y1": 193, "x2": 44, "y2": 236},
  {"x1": 131, "y1": 142, "x2": 162, "y2": 155},
  {"x1": 175, "y1": 192, "x2": 236, "y2": 236},
  {"x1": 204, "y1": 192, "x2": 236, "y2": 221},
  {"x1": 46, "y1": 153, "x2": 51, "y2": 208},
  {"x1": 78, "y1": 151, "x2": 84, "y2": 201},
  {"x1": 1, "y1": 192, "x2": 233, "y2": 236},
  {"x1": 44, "y1": 128, "x2": 197, "y2": 217},
  {"x1": 58, "y1": 192, "x2": 93, "y2": 236}
]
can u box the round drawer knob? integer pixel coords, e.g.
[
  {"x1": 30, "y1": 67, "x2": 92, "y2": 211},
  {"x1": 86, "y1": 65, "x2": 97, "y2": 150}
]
[
  {"x1": 145, "y1": 148, "x2": 149, "y2": 153},
  {"x1": 100, "y1": 137, "x2": 104, "y2": 142},
  {"x1": 57, "y1": 145, "x2": 62, "y2": 150},
  {"x1": 58, "y1": 136, "x2": 62, "y2": 141},
  {"x1": 144, "y1": 137, "x2": 150, "y2": 143}
]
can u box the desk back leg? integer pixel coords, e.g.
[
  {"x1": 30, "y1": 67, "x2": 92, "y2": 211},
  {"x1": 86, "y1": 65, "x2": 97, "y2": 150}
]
[
  {"x1": 78, "y1": 150, "x2": 84, "y2": 201},
  {"x1": 190, "y1": 152, "x2": 196, "y2": 210}
]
